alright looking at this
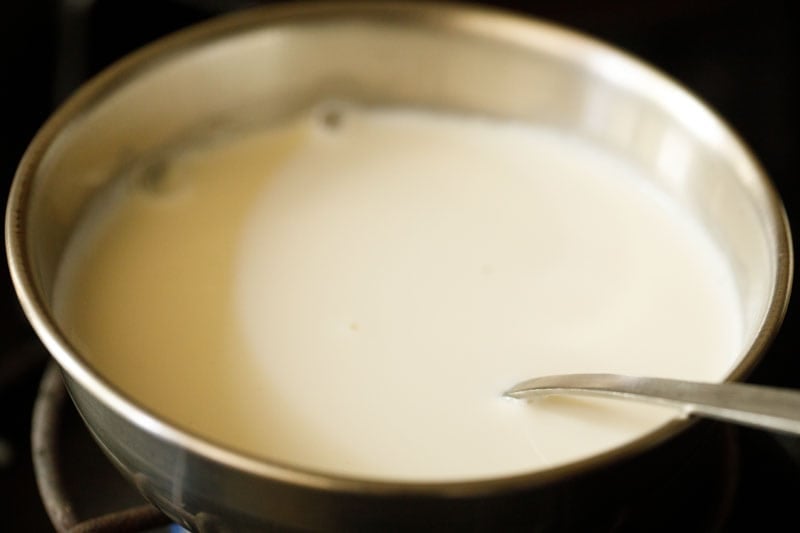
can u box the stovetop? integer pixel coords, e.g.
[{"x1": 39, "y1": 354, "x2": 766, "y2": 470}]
[{"x1": 1, "y1": 1, "x2": 799, "y2": 531}]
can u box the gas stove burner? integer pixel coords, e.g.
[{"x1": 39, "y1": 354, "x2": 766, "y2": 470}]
[{"x1": 31, "y1": 363, "x2": 172, "y2": 532}]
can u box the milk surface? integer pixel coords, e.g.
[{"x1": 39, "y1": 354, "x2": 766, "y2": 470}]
[{"x1": 54, "y1": 105, "x2": 743, "y2": 480}]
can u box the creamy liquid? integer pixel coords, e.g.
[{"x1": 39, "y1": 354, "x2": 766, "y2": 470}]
[{"x1": 54, "y1": 104, "x2": 743, "y2": 481}]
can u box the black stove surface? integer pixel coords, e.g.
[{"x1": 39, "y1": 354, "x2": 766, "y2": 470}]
[{"x1": 2, "y1": 1, "x2": 799, "y2": 531}]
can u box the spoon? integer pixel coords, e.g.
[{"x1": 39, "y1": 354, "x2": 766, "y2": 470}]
[{"x1": 504, "y1": 373, "x2": 800, "y2": 435}]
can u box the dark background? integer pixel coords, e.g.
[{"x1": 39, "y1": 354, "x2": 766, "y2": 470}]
[{"x1": 1, "y1": 1, "x2": 798, "y2": 531}]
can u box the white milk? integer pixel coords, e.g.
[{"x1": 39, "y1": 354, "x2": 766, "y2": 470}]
[{"x1": 53, "y1": 105, "x2": 743, "y2": 481}]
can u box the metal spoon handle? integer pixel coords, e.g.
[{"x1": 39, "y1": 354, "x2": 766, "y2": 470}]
[{"x1": 505, "y1": 373, "x2": 800, "y2": 435}]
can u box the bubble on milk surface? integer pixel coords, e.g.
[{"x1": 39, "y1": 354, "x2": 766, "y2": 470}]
[
  {"x1": 312, "y1": 100, "x2": 357, "y2": 135},
  {"x1": 135, "y1": 158, "x2": 172, "y2": 194}
]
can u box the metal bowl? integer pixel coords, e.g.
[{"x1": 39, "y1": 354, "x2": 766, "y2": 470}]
[{"x1": 5, "y1": 2, "x2": 792, "y2": 531}]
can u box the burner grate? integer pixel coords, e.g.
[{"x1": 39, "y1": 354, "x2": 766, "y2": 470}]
[{"x1": 31, "y1": 363, "x2": 172, "y2": 533}]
